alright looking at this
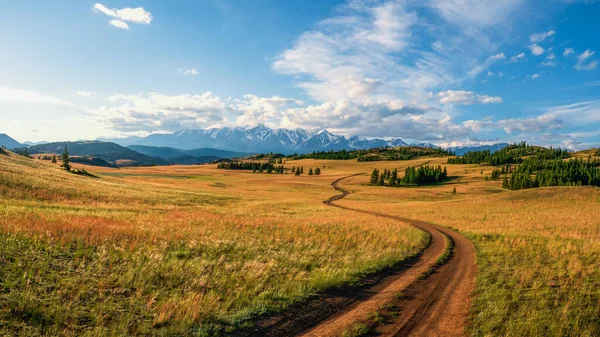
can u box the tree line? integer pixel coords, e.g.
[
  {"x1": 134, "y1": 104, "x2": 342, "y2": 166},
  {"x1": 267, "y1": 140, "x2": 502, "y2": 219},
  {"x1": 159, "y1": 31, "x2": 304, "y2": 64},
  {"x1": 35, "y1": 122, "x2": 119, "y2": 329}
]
[
  {"x1": 217, "y1": 161, "x2": 323, "y2": 176},
  {"x1": 448, "y1": 142, "x2": 569, "y2": 166},
  {"x1": 289, "y1": 147, "x2": 454, "y2": 161},
  {"x1": 502, "y1": 157, "x2": 600, "y2": 190},
  {"x1": 370, "y1": 165, "x2": 448, "y2": 187},
  {"x1": 217, "y1": 161, "x2": 285, "y2": 173}
]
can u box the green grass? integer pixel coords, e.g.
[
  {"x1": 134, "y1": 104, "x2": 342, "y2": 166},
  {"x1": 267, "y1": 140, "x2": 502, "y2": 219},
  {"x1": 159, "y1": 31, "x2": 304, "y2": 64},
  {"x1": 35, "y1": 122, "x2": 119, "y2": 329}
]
[{"x1": 469, "y1": 233, "x2": 600, "y2": 337}]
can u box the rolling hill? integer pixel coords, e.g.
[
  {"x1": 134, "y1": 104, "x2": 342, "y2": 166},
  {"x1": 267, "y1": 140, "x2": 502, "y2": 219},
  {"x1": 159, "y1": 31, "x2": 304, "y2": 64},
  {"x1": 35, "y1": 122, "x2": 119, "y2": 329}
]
[
  {"x1": 0, "y1": 134, "x2": 22, "y2": 149},
  {"x1": 27, "y1": 141, "x2": 168, "y2": 167},
  {"x1": 127, "y1": 145, "x2": 250, "y2": 164}
]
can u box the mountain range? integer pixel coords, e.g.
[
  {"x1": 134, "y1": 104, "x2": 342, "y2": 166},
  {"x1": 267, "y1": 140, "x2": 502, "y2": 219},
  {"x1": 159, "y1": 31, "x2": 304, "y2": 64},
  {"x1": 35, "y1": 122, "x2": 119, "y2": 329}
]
[
  {"x1": 103, "y1": 125, "x2": 436, "y2": 154},
  {"x1": 3, "y1": 125, "x2": 511, "y2": 158}
]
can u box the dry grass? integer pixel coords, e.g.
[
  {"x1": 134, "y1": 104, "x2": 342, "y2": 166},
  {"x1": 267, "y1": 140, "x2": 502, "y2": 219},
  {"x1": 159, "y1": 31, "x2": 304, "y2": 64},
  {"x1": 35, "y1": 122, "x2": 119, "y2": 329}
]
[
  {"x1": 334, "y1": 161, "x2": 600, "y2": 337},
  {"x1": 0, "y1": 153, "x2": 426, "y2": 336},
  {"x1": 2, "y1": 153, "x2": 599, "y2": 336}
]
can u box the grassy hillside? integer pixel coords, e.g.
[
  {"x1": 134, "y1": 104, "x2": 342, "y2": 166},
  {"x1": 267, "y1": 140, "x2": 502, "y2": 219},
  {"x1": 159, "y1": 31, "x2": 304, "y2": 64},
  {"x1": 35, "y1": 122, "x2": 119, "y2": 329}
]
[
  {"x1": 28, "y1": 141, "x2": 168, "y2": 167},
  {"x1": 0, "y1": 152, "x2": 426, "y2": 336}
]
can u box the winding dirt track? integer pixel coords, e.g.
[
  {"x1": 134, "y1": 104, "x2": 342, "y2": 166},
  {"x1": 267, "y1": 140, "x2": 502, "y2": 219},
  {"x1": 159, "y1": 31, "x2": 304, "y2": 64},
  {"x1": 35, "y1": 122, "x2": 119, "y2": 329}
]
[{"x1": 253, "y1": 175, "x2": 477, "y2": 337}]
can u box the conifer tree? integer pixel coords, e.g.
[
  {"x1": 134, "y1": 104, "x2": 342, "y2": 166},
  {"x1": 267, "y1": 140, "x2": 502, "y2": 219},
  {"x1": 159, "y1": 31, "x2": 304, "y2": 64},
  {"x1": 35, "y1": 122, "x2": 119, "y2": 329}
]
[
  {"x1": 61, "y1": 145, "x2": 71, "y2": 171},
  {"x1": 295, "y1": 168, "x2": 301, "y2": 176},
  {"x1": 51, "y1": 155, "x2": 57, "y2": 164},
  {"x1": 308, "y1": 168, "x2": 314, "y2": 175},
  {"x1": 370, "y1": 169, "x2": 380, "y2": 184},
  {"x1": 315, "y1": 167, "x2": 321, "y2": 175}
]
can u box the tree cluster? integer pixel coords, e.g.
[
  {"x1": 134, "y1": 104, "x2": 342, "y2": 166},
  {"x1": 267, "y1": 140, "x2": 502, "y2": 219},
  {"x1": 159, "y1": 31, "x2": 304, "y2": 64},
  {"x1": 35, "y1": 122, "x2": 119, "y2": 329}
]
[
  {"x1": 370, "y1": 165, "x2": 448, "y2": 187},
  {"x1": 13, "y1": 148, "x2": 32, "y2": 159},
  {"x1": 289, "y1": 147, "x2": 454, "y2": 162},
  {"x1": 217, "y1": 161, "x2": 285, "y2": 174},
  {"x1": 503, "y1": 157, "x2": 600, "y2": 190},
  {"x1": 448, "y1": 142, "x2": 569, "y2": 166}
]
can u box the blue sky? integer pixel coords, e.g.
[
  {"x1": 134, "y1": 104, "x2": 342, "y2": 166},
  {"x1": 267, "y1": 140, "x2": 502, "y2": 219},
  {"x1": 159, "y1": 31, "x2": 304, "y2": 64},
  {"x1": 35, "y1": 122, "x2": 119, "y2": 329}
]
[{"x1": 0, "y1": 0, "x2": 598, "y2": 149}]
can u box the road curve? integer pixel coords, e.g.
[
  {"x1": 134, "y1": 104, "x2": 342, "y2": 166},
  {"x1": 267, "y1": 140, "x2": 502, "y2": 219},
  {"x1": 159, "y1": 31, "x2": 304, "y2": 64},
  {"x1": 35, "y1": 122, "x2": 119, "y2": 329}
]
[
  {"x1": 310, "y1": 175, "x2": 477, "y2": 337},
  {"x1": 252, "y1": 175, "x2": 477, "y2": 337}
]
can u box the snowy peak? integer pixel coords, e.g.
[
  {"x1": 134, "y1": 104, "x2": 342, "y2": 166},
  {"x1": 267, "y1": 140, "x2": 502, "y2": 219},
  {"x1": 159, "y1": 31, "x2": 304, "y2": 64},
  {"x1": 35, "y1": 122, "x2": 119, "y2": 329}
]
[{"x1": 105, "y1": 125, "x2": 442, "y2": 154}]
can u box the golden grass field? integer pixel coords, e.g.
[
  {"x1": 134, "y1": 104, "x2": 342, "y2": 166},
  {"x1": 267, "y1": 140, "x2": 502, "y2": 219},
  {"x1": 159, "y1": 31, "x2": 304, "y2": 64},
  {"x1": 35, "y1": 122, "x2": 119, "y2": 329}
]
[
  {"x1": 0, "y1": 152, "x2": 426, "y2": 336},
  {"x1": 1, "y1": 151, "x2": 599, "y2": 336}
]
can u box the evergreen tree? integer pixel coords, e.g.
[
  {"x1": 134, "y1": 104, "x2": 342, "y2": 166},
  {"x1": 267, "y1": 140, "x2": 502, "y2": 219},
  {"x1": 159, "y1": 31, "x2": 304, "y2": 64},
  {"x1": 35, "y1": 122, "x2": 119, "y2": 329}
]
[
  {"x1": 51, "y1": 155, "x2": 57, "y2": 164},
  {"x1": 61, "y1": 145, "x2": 71, "y2": 171},
  {"x1": 315, "y1": 167, "x2": 321, "y2": 175},
  {"x1": 451, "y1": 187, "x2": 457, "y2": 194},
  {"x1": 295, "y1": 168, "x2": 301, "y2": 176},
  {"x1": 370, "y1": 169, "x2": 380, "y2": 184},
  {"x1": 300, "y1": 167, "x2": 304, "y2": 174},
  {"x1": 378, "y1": 172, "x2": 385, "y2": 186},
  {"x1": 308, "y1": 168, "x2": 314, "y2": 175}
]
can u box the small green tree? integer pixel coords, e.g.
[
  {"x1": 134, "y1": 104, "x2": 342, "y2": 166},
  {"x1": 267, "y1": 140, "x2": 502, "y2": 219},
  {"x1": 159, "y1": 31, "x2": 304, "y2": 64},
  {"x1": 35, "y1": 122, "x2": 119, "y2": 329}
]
[
  {"x1": 51, "y1": 155, "x2": 57, "y2": 164},
  {"x1": 451, "y1": 187, "x2": 457, "y2": 194},
  {"x1": 315, "y1": 167, "x2": 321, "y2": 175},
  {"x1": 308, "y1": 168, "x2": 314, "y2": 175},
  {"x1": 370, "y1": 169, "x2": 380, "y2": 185},
  {"x1": 300, "y1": 167, "x2": 304, "y2": 174},
  {"x1": 295, "y1": 169, "x2": 301, "y2": 176},
  {"x1": 61, "y1": 145, "x2": 71, "y2": 171}
]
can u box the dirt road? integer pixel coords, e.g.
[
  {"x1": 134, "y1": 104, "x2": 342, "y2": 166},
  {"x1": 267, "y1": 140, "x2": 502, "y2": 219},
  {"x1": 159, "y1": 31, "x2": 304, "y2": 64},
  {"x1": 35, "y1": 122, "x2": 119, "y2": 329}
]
[{"x1": 254, "y1": 175, "x2": 476, "y2": 337}]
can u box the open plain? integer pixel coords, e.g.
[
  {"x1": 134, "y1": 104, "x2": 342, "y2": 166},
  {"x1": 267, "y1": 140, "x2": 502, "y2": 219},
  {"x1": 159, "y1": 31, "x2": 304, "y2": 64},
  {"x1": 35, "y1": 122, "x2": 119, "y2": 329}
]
[{"x1": 1, "y1": 151, "x2": 599, "y2": 336}]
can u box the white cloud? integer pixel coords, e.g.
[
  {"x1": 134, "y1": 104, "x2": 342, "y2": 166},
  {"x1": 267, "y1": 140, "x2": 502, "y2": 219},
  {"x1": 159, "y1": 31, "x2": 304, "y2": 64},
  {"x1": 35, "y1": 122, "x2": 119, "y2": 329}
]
[
  {"x1": 109, "y1": 19, "x2": 129, "y2": 30},
  {"x1": 75, "y1": 91, "x2": 92, "y2": 97},
  {"x1": 530, "y1": 73, "x2": 540, "y2": 79},
  {"x1": 97, "y1": 92, "x2": 227, "y2": 132},
  {"x1": 234, "y1": 95, "x2": 302, "y2": 127},
  {"x1": 178, "y1": 68, "x2": 199, "y2": 76},
  {"x1": 430, "y1": 0, "x2": 525, "y2": 27},
  {"x1": 529, "y1": 44, "x2": 544, "y2": 56},
  {"x1": 509, "y1": 52, "x2": 525, "y2": 62},
  {"x1": 530, "y1": 30, "x2": 555, "y2": 43},
  {"x1": 563, "y1": 48, "x2": 574, "y2": 56},
  {"x1": 468, "y1": 53, "x2": 506, "y2": 77},
  {"x1": 498, "y1": 114, "x2": 563, "y2": 134},
  {"x1": 574, "y1": 49, "x2": 597, "y2": 70},
  {"x1": 0, "y1": 87, "x2": 77, "y2": 107},
  {"x1": 438, "y1": 90, "x2": 503, "y2": 105},
  {"x1": 93, "y1": 3, "x2": 152, "y2": 29}
]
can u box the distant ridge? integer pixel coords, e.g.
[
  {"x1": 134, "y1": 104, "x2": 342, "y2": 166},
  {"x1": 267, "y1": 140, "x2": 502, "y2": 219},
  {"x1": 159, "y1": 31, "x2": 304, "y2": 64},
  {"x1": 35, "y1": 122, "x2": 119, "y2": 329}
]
[
  {"x1": 27, "y1": 141, "x2": 168, "y2": 167},
  {"x1": 0, "y1": 134, "x2": 22, "y2": 149},
  {"x1": 447, "y1": 143, "x2": 510, "y2": 156},
  {"x1": 127, "y1": 145, "x2": 251, "y2": 164}
]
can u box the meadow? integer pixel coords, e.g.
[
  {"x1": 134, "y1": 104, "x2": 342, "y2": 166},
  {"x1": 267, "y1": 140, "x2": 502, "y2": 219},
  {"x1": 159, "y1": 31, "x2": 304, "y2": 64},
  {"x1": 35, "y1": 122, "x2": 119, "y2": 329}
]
[
  {"x1": 1, "y1": 150, "x2": 599, "y2": 336},
  {"x1": 0, "y1": 152, "x2": 426, "y2": 336},
  {"x1": 335, "y1": 158, "x2": 600, "y2": 337}
]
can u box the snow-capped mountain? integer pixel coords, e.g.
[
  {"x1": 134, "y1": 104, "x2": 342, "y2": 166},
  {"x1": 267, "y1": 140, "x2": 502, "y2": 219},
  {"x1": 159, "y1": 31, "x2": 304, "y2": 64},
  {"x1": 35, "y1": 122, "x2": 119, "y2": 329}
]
[{"x1": 103, "y1": 124, "x2": 426, "y2": 154}]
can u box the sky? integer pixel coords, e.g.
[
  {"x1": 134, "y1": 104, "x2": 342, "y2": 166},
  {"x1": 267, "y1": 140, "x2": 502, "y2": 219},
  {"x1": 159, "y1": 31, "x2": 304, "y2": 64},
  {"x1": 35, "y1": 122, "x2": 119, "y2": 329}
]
[{"x1": 0, "y1": 0, "x2": 599, "y2": 149}]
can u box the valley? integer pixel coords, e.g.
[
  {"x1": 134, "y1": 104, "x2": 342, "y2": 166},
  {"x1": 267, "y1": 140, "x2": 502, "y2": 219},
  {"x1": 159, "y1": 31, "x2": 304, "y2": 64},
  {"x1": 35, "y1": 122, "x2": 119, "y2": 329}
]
[{"x1": 1, "y1": 145, "x2": 599, "y2": 336}]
